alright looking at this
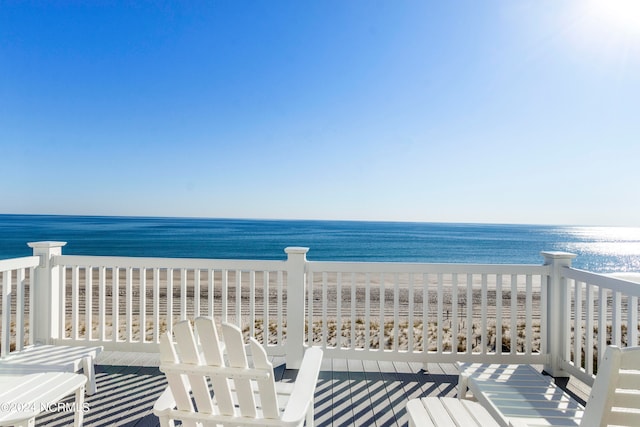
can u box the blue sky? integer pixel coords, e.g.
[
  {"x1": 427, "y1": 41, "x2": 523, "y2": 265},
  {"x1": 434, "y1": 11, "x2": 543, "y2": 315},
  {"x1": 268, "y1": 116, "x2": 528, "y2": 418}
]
[{"x1": 1, "y1": 1, "x2": 639, "y2": 226}]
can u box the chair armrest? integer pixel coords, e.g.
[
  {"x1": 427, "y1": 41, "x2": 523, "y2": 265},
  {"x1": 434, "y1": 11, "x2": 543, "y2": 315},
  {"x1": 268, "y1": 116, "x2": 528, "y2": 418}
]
[
  {"x1": 153, "y1": 387, "x2": 176, "y2": 414},
  {"x1": 281, "y1": 347, "x2": 323, "y2": 424}
]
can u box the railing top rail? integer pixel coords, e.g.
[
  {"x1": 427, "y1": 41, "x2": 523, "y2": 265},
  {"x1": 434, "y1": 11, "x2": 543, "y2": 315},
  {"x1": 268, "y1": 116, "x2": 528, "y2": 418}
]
[
  {"x1": 0, "y1": 256, "x2": 40, "y2": 272},
  {"x1": 562, "y1": 266, "x2": 640, "y2": 296},
  {"x1": 307, "y1": 260, "x2": 550, "y2": 275},
  {"x1": 53, "y1": 254, "x2": 286, "y2": 271}
]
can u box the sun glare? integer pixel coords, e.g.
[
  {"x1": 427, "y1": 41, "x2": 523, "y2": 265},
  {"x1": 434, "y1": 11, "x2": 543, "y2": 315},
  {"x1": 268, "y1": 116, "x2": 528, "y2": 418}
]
[
  {"x1": 585, "y1": 0, "x2": 640, "y2": 37},
  {"x1": 565, "y1": 0, "x2": 640, "y2": 62}
]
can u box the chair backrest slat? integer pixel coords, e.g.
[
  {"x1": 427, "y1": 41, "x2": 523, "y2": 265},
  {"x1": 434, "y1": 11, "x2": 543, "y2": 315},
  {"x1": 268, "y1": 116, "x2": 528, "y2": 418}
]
[
  {"x1": 222, "y1": 322, "x2": 258, "y2": 418},
  {"x1": 195, "y1": 317, "x2": 235, "y2": 415},
  {"x1": 195, "y1": 317, "x2": 225, "y2": 366},
  {"x1": 250, "y1": 337, "x2": 280, "y2": 419},
  {"x1": 159, "y1": 333, "x2": 199, "y2": 427},
  {"x1": 173, "y1": 321, "x2": 215, "y2": 415},
  {"x1": 617, "y1": 371, "x2": 640, "y2": 390}
]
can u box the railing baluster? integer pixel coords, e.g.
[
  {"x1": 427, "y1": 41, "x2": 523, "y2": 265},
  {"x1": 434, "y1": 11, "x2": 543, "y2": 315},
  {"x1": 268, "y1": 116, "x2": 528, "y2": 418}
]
[
  {"x1": 437, "y1": 273, "x2": 443, "y2": 353},
  {"x1": 337, "y1": 272, "x2": 342, "y2": 349},
  {"x1": 207, "y1": 269, "x2": 214, "y2": 317},
  {"x1": 277, "y1": 270, "x2": 283, "y2": 344},
  {"x1": 466, "y1": 274, "x2": 473, "y2": 353},
  {"x1": 113, "y1": 267, "x2": 119, "y2": 342},
  {"x1": 86, "y1": 266, "x2": 92, "y2": 341},
  {"x1": 561, "y1": 277, "x2": 572, "y2": 363},
  {"x1": 408, "y1": 273, "x2": 414, "y2": 353},
  {"x1": 250, "y1": 270, "x2": 256, "y2": 338},
  {"x1": 306, "y1": 271, "x2": 313, "y2": 345},
  {"x1": 72, "y1": 266, "x2": 79, "y2": 341},
  {"x1": 510, "y1": 274, "x2": 517, "y2": 354},
  {"x1": 451, "y1": 273, "x2": 458, "y2": 354},
  {"x1": 481, "y1": 274, "x2": 487, "y2": 354},
  {"x1": 221, "y1": 269, "x2": 228, "y2": 323},
  {"x1": 585, "y1": 283, "x2": 594, "y2": 375},
  {"x1": 598, "y1": 286, "x2": 606, "y2": 364},
  {"x1": 364, "y1": 273, "x2": 371, "y2": 351},
  {"x1": 525, "y1": 275, "x2": 532, "y2": 355},
  {"x1": 29, "y1": 267, "x2": 35, "y2": 346},
  {"x1": 1, "y1": 272, "x2": 10, "y2": 357},
  {"x1": 140, "y1": 267, "x2": 145, "y2": 341},
  {"x1": 321, "y1": 272, "x2": 327, "y2": 348},
  {"x1": 60, "y1": 266, "x2": 66, "y2": 339},
  {"x1": 423, "y1": 273, "x2": 429, "y2": 353},
  {"x1": 99, "y1": 266, "x2": 106, "y2": 342},
  {"x1": 126, "y1": 267, "x2": 133, "y2": 342},
  {"x1": 574, "y1": 280, "x2": 583, "y2": 367},
  {"x1": 263, "y1": 271, "x2": 269, "y2": 344},
  {"x1": 393, "y1": 273, "x2": 400, "y2": 352},
  {"x1": 379, "y1": 272, "x2": 384, "y2": 351},
  {"x1": 16, "y1": 269, "x2": 25, "y2": 351},
  {"x1": 236, "y1": 270, "x2": 242, "y2": 327},
  {"x1": 613, "y1": 291, "x2": 622, "y2": 346},
  {"x1": 496, "y1": 274, "x2": 503, "y2": 354},
  {"x1": 166, "y1": 268, "x2": 173, "y2": 333},
  {"x1": 153, "y1": 268, "x2": 160, "y2": 343},
  {"x1": 194, "y1": 268, "x2": 201, "y2": 318},
  {"x1": 180, "y1": 269, "x2": 187, "y2": 321},
  {"x1": 351, "y1": 273, "x2": 356, "y2": 350}
]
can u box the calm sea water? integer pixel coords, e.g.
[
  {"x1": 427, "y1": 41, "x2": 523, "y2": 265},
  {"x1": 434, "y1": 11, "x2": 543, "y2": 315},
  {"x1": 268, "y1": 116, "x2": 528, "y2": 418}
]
[{"x1": 1, "y1": 214, "x2": 640, "y2": 273}]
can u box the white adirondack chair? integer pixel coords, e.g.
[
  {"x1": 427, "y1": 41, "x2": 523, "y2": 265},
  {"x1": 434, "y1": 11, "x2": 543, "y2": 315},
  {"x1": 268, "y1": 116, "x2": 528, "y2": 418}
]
[
  {"x1": 153, "y1": 317, "x2": 323, "y2": 427},
  {"x1": 576, "y1": 345, "x2": 640, "y2": 427}
]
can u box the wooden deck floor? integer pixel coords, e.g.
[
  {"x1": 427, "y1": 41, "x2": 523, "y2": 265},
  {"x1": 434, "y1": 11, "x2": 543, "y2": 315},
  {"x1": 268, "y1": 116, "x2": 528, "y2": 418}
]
[{"x1": 35, "y1": 352, "x2": 589, "y2": 427}]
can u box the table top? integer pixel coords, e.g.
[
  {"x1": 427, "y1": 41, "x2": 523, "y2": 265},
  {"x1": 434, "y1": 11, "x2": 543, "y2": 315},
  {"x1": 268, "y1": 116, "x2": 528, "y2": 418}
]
[
  {"x1": 461, "y1": 363, "x2": 583, "y2": 427},
  {"x1": 407, "y1": 397, "x2": 501, "y2": 427},
  {"x1": 0, "y1": 372, "x2": 87, "y2": 424}
]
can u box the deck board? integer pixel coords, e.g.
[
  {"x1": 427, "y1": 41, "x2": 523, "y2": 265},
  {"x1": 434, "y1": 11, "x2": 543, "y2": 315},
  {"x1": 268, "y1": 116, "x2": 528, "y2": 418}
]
[{"x1": 33, "y1": 351, "x2": 586, "y2": 426}]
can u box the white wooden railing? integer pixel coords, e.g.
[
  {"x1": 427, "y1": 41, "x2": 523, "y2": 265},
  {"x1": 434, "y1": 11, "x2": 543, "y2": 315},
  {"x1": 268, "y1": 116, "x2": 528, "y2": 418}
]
[
  {"x1": 558, "y1": 267, "x2": 640, "y2": 385},
  {"x1": 0, "y1": 255, "x2": 39, "y2": 357},
  {"x1": 305, "y1": 260, "x2": 550, "y2": 365},
  {"x1": 51, "y1": 254, "x2": 290, "y2": 354},
  {"x1": 1, "y1": 242, "x2": 639, "y2": 377}
]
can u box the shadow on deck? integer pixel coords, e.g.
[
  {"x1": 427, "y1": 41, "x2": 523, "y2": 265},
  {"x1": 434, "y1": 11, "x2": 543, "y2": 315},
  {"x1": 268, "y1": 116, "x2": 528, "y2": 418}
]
[{"x1": 35, "y1": 354, "x2": 588, "y2": 427}]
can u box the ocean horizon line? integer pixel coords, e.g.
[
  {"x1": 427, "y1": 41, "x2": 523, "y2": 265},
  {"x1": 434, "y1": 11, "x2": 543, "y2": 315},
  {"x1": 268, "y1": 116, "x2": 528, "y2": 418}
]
[{"x1": 0, "y1": 212, "x2": 628, "y2": 229}]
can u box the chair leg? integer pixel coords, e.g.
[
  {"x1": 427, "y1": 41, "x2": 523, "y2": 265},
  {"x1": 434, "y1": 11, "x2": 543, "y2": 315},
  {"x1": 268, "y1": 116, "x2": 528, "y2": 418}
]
[
  {"x1": 82, "y1": 355, "x2": 97, "y2": 395},
  {"x1": 74, "y1": 385, "x2": 85, "y2": 427},
  {"x1": 457, "y1": 373, "x2": 469, "y2": 400}
]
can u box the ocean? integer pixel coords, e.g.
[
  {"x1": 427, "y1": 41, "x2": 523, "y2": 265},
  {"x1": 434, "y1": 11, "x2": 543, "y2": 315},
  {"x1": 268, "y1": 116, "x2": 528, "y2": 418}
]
[{"x1": 1, "y1": 214, "x2": 640, "y2": 273}]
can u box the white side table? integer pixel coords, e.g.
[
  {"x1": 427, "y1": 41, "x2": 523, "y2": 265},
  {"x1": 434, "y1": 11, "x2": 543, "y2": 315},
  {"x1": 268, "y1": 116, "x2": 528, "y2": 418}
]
[
  {"x1": 407, "y1": 397, "x2": 500, "y2": 427},
  {"x1": 0, "y1": 372, "x2": 87, "y2": 427}
]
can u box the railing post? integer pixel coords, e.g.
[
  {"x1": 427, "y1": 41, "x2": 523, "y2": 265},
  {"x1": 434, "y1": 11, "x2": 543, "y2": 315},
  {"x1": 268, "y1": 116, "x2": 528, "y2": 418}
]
[
  {"x1": 285, "y1": 246, "x2": 309, "y2": 369},
  {"x1": 541, "y1": 250, "x2": 577, "y2": 377},
  {"x1": 28, "y1": 241, "x2": 67, "y2": 345}
]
